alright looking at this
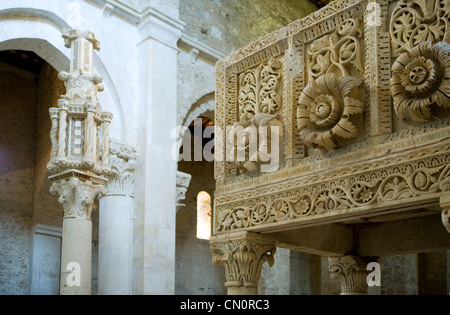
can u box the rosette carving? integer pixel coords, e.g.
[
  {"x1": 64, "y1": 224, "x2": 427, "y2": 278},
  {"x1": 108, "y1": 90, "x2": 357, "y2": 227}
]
[
  {"x1": 297, "y1": 73, "x2": 364, "y2": 152},
  {"x1": 391, "y1": 41, "x2": 450, "y2": 122},
  {"x1": 390, "y1": 0, "x2": 449, "y2": 54}
]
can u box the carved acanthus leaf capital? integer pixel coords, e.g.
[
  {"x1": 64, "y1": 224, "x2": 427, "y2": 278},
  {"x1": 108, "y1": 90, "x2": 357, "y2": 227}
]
[
  {"x1": 328, "y1": 256, "x2": 371, "y2": 295},
  {"x1": 103, "y1": 141, "x2": 137, "y2": 197},
  {"x1": 210, "y1": 234, "x2": 276, "y2": 289},
  {"x1": 49, "y1": 171, "x2": 107, "y2": 220}
]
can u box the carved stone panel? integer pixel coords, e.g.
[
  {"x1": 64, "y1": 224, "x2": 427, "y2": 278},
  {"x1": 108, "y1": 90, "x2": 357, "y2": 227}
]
[{"x1": 213, "y1": 0, "x2": 450, "y2": 235}]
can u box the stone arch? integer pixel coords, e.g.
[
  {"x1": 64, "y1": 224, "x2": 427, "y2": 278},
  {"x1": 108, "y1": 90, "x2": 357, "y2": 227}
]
[
  {"x1": 181, "y1": 91, "x2": 215, "y2": 130},
  {"x1": 0, "y1": 8, "x2": 126, "y2": 141}
]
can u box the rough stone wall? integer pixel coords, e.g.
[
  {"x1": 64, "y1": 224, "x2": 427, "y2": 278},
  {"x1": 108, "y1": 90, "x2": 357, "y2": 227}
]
[
  {"x1": 0, "y1": 63, "x2": 37, "y2": 295},
  {"x1": 179, "y1": 0, "x2": 318, "y2": 54}
]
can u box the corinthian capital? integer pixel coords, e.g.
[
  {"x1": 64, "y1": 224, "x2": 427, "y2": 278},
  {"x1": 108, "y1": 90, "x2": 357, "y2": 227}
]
[
  {"x1": 49, "y1": 170, "x2": 107, "y2": 220},
  {"x1": 103, "y1": 140, "x2": 137, "y2": 197},
  {"x1": 328, "y1": 256, "x2": 371, "y2": 295},
  {"x1": 210, "y1": 233, "x2": 276, "y2": 293}
]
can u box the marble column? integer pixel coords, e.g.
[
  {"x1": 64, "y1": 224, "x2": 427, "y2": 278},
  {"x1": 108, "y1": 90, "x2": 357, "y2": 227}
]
[
  {"x1": 98, "y1": 141, "x2": 137, "y2": 295},
  {"x1": 210, "y1": 232, "x2": 277, "y2": 295},
  {"x1": 49, "y1": 170, "x2": 107, "y2": 295}
]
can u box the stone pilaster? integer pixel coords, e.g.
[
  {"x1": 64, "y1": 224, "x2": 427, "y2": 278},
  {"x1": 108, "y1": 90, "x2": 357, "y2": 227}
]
[
  {"x1": 133, "y1": 6, "x2": 185, "y2": 294},
  {"x1": 49, "y1": 170, "x2": 107, "y2": 295},
  {"x1": 328, "y1": 255, "x2": 371, "y2": 295},
  {"x1": 439, "y1": 195, "x2": 450, "y2": 233},
  {"x1": 210, "y1": 232, "x2": 276, "y2": 295}
]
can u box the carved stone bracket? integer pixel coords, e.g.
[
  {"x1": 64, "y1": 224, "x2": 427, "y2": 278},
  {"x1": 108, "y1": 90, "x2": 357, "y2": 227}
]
[
  {"x1": 176, "y1": 171, "x2": 192, "y2": 211},
  {"x1": 49, "y1": 170, "x2": 107, "y2": 220},
  {"x1": 328, "y1": 255, "x2": 371, "y2": 295},
  {"x1": 210, "y1": 232, "x2": 276, "y2": 295}
]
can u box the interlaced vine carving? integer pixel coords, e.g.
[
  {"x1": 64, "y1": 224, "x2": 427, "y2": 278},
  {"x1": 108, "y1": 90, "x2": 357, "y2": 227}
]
[
  {"x1": 238, "y1": 59, "x2": 282, "y2": 121},
  {"x1": 390, "y1": 0, "x2": 449, "y2": 54}
]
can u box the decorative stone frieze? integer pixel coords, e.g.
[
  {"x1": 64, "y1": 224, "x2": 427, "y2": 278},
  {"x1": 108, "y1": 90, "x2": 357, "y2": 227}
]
[
  {"x1": 328, "y1": 256, "x2": 371, "y2": 295},
  {"x1": 210, "y1": 233, "x2": 276, "y2": 295}
]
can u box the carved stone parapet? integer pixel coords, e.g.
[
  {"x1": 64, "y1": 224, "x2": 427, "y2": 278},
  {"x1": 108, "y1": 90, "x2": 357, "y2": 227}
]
[
  {"x1": 210, "y1": 232, "x2": 276, "y2": 294},
  {"x1": 328, "y1": 255, "x2": 371, "y2": 295},
  {"x1": 176, "y1": 171, "x2": 192, "y2": 210},
  {"x1": 49, "y1": 169, "x2": 107, "y2": 220}
]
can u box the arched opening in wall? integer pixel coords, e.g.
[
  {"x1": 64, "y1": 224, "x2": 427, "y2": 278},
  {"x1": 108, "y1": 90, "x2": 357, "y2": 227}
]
[{"x1": 196, "y1": 191, "x2": 211, "y2": 240}]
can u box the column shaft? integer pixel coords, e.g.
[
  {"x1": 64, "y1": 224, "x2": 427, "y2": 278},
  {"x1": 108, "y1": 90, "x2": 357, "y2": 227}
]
[
  {"x1": 60, "y1": 218, "x2": 92, "y2": 295},
  {"x1": 98, "y1": 195, "x2": 134, "y2": 294}
]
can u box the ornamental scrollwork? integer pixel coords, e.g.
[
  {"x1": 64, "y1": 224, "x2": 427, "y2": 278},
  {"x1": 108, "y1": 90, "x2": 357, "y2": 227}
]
[
  {"x1": 390, "y1": 0, "x2": 449, "y2": 54},
  {"x1": 391, "y1": 41, "x2": 450, "y2": 122},
  {"x1": 297, "y1": 73, "x2": 364, "y2": 152}
]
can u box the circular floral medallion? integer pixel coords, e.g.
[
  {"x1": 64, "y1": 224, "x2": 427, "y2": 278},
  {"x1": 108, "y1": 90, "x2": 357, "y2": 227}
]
[
  {"x1": 391, "y1": 41, "x2": 450, "y2": 122},
  {"x1": 297, "y1": 73, "x2": 364, "y2": 152}
]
